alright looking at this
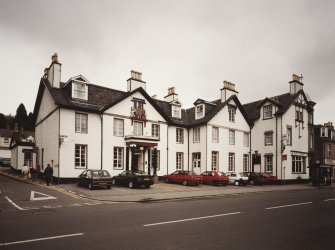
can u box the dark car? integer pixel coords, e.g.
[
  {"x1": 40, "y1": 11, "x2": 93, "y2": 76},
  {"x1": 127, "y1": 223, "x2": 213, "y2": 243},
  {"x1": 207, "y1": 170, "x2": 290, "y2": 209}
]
[
  {"x1": 78, "y1": 169, "x2": 112, "y2": 190},
  {"x1": 244, "y1": 172, "x2": 266, "y2": 185},
  {"x1": 164, "y1": 170, "x2": 202, "y2": 186},
  {"x1": 201, "y1": 171, "x2": 229, "y2": 186},
  {"x1": 112, "y1": 170, "x2": 154, "y2": 189}
]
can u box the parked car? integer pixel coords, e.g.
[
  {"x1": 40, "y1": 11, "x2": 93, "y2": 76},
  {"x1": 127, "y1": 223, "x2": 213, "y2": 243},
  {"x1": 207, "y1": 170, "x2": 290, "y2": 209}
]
[
  {"x1": 244, "y1": 172, "x2": 266, "y2": 185},
  {"x1": 78, "y1": 169, "x2": 112, "y2": 190},
  {"x1": 225, "y1": 172, "x2": 248, "y2": 186},
  {"x1": 164, "y1": 170, "x2": 202, "y2": 186},
  {"x1": 112, "y1": 170, "x2": 154, "y2": 189},
  {"x1": 261, "y1": 173, "x2": 277, "y2": 184},
  {"x1": 201, "y1": 171, "x2": 229, "y2": 186}
]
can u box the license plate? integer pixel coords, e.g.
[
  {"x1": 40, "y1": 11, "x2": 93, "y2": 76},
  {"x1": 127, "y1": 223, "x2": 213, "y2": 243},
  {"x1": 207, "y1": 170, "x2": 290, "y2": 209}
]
[
  {"x1": 99, "y1": 182, "x2": 107, "y2": 185},
  {"x1": 143, "y1": 178, "x2": 149, "y2": 181}
]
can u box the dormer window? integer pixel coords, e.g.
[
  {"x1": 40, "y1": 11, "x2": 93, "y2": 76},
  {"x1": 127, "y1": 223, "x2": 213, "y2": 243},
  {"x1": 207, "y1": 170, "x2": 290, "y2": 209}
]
[
  {"x1": 263, "y1": 105, "x2": 272, "y2": 119},
  {"x1": 73, "y1": 81, "x2": 88, "y2": 100},
  {"x1": 321, "y1": 127, "x2": 328, "y2": 137},
  {"x1": 195, "y1": 104, "x2": 204, "y2": 119},
  {"x1": 172, "y1": 105, "x2": 181, "y2": 119}
]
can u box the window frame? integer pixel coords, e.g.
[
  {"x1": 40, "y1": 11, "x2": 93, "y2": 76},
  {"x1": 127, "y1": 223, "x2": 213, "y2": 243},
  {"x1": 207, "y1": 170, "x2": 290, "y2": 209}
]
[
  {"x1": 212, "y1": 127, "x2": 219, "y2": 143},
  {"x1": 75, "y1": 144, "x2": 87, "y2": 169},
  {"x1": 133, "y1": 121, "x2": 143, "y2": 136},
  {"x1": 243, "y1": 154, "x2": 249, "y2": 172},
  {"x1": 73, "y1": 81, "x2": 88, "y2": 100},
  {"x1": 113, "y1": 147, "x2": 124, "y2": 170},
  {"x1": 152, "y1": 124, "x2": 160, "y2": 138},
  {"x1": 211, "y1": 151, "x2": 219, "y2": 171},
  {"x1": 228, "y1": 152, "x2": 235, "y2": 172},
  {"x1": 229, "y1": 130, "x2": 235, "y2": 145},
  {"x1": 176, "y1": 128, "x2": 184, "y2": 144},
  {"x1": 243, "y1": 133, "x2": 249, "y2": 147},
  {"x1": 113, "y1": 118, "x2": 124, "y2": 137},
  {"x1": 263, "y1": 105, "x2": 273, "y2": 119},
  {"x1": 228, "y1": 106, "x2": 236, "y2": 123},
  {"x1": 193, "y1": 127, "x2": 200, "y2": 143},
  {"x1": 176, "y1": 152, "x2": 184, "y2": 170},
  {"x1": 172, "y1": 105, "x2": 181, "y2": 119},
  {"x1": 195, "y1": 104, "x2": 205, "y2": 119},
  {"x1": 286, "y1": 126, "x2": 292, "y2": 146},
  {"x1": 75, "y1": 113, "x2": 88, "y2": 134},
  {"x1": 264, "y1": 131, "x2": 273, "y2": 146},
  {"x1": 292, "y1": 155, "x2": 306, "y2": 173},
  {"x1": 265, "y1": 155, "x2": 273, "y2": 172}
]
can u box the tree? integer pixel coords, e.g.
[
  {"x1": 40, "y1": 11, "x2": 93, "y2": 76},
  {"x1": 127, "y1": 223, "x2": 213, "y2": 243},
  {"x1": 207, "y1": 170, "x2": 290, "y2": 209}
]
[
  {"x1": 15, "y1": 103, "x2": 28, "y2": 130},
  {"x1": 26, "y1": 112, "x2": 35, "y2": 131},
  {"x1": 0, "y1": 113, "x2": 6, "y2": 128}
]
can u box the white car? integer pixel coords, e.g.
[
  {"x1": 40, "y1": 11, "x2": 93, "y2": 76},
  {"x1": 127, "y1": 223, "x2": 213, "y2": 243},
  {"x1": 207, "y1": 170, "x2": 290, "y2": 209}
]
[{"x1": 225, "y1": 172, "x2": 248, "y2": 186}]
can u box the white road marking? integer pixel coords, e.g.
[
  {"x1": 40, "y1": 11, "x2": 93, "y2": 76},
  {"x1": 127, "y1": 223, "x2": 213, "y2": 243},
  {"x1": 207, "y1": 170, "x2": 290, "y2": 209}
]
[
  {"x1": 0, "y1": 233, "x2": 84, "y2": 246},
  {"x1": 324, "y1": 198, "x2": 335, "y2": 202},
  {"x1": 143, "y1": 212, "x2": 241, "y2": 227},
  {"x1": 5, "y1": 196, "x2": 25, "y2": 211},
  {"x1": 30, "y1": 191, "x2": 57, "y2": 201},
  {"x1": 266, "y1": 201, "x2": 313, "y2": 210}
]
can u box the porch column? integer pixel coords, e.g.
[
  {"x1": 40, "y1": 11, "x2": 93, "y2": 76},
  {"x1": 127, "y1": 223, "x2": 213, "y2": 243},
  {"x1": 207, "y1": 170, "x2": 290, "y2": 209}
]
[{"x1": 126, "y1": 146, "x2": 129, "y2": 171}]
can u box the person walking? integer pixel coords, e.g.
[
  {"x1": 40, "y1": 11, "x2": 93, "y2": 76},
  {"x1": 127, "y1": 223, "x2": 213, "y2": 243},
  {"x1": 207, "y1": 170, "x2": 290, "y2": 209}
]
[
  {"x1": 44, "y1": 164, "x2": 53, "y2": 186},
  {"x1": 22, "y1": 164, "x2": 30, "y2": 180}
]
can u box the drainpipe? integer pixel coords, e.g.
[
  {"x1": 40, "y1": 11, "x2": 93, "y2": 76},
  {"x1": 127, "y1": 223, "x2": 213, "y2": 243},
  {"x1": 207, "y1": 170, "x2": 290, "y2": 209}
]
[
  {"x1": 275, "y1": 115, "x2": 278, "y2": 179},
  {"x1": 166, "y1": 126, "x2": 169, "y2": 174},
  {"x1": 206, "y1": 125, "x2": 208, "y2": 172},
  {"x1": 188, "y1": 128, "x2": 190, "y2": 171},
  {"x1": 58, "y1": 108, "x2": 60, "y2": 184},
  {"x1": 99, "y1": 114, "x2": 103, "y2": 170}
]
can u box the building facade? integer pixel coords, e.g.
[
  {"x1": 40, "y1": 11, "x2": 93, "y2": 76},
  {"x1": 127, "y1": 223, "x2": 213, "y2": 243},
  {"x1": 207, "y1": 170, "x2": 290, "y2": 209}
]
[{"x1": 243, "y1": 75, "x2": 316, "y2": 182}]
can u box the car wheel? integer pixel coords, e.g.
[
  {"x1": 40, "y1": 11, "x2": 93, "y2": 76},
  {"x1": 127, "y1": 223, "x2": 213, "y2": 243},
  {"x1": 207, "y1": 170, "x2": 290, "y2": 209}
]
[
  {"x1": 182, "y1": 180, "x2": 188, "y2": 186},
  {"x1": 88, "y1": 183, "x2": 93, "y2": 190},
  {"x1": 234, "y1": 181, "x2": 239, "y2": 186},
  {"x1": 112, "y1": 179, "x2": 116, "y2": 185},
  {"x1": 128, "y1": 181, "x2": 134, "y2": 189}
]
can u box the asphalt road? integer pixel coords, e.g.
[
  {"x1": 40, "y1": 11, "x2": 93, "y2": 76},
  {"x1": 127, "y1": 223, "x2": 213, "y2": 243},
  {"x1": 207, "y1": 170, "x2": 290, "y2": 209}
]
[{"x1": 1, "y1": 177, "x2": 334, "y2": 250}]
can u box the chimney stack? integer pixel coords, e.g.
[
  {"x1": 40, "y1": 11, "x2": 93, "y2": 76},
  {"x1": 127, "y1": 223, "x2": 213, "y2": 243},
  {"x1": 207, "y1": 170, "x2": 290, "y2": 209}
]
[
  {"x1": 289, "y1": 73, "x2": 304, "y2": 95},
  {"x1": 127, "y1": 70, "x2": 146, "y2": 92},
  {"x1": 221, "y1": 80, "x2": 238, "y2": 102},
  {"x1": 47, "y1": 53, "x2": 62, "y2": 88},
  {"x1": 164, "y1": 86, "x2": 179, "y2": 102}
]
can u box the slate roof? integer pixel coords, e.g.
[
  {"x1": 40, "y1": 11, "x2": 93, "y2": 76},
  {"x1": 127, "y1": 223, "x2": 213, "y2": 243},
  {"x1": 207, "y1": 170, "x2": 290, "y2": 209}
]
[
  {"x1": 33, "y1": 77, "x2": 252, "y2": 128},
  {"x1": 243, "y1": 90, "x2": 315, "y2": 122}
]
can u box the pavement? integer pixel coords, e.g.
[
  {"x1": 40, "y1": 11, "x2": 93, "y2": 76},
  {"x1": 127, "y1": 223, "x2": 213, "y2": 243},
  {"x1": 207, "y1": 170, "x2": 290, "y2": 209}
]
[{"x1": 0, "y1": 166, "x2": 332, "y2": 203}]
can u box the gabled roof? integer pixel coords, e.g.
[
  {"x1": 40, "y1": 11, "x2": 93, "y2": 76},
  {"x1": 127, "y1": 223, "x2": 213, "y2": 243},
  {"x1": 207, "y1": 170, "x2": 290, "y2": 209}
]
[
  {"x1": 243, "y1": 90, "x2": 315, "y2": 122},
  {"x1": 33, "y1": 77, "x2": 252, "y2": 128}
]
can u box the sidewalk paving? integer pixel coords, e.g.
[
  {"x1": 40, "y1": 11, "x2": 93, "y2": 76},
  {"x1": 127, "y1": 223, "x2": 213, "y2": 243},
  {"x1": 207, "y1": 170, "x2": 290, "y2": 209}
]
[{"x1": 0, "y1": 166, "x2": 331, "y2": 203}]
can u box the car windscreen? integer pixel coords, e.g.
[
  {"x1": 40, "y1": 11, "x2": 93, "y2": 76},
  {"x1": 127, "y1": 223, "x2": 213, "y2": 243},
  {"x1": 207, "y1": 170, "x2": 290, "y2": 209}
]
[
  {"x1": 218, "y1": 172, "x2": 226, "y2": 176},
  {"x1": 239, "y1": 172, "x2": 248, "y2": 177},
  {"x1": 92, "y1": 170, "x2": 111, "y2": 177}
]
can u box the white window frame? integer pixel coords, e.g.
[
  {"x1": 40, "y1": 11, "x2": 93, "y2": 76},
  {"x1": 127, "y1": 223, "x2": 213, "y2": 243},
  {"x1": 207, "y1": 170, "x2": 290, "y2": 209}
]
[
  {"x1": 212, "y1": 127, "x2": 219, "y2": 143},
  {"x1": 195, "y1": 104, "x2": 204, "y2": 119},
  {"x1": 172, "y1": 105, "x2": 181, "y2": 119},
  {"x1": 75, "y1": 144, "x2": 87, "y2": 169},
  {"x1": 228, "y1": 153, "x2": 235, "y2": 172},
  {"x1": 133, "y1": 121, "x2": 143, "y2": 136},
  {"x1": 263, "y1": 105, "x2": 272, "y2": 119},
  {"x1": 292, "y1": 156, "x2": 305, "y2": 173},
  {"x1": 211, "y1": 151, "x2": 219, "y2": 171},
  {"x1": 176, "y1": 152, "x2": 184, "y2": 170},
  {"x1": 265, "y1": 155, "x2": 273, "y2": 172},
  {"x1": 193, "y1": 127, "x2": 200, "y2": 143},
  {"x1": 113, "y1": 147, "x2": 124, "y2": 170},
  {"x1": 73, "y1": 81, "x2": 88, "y2": 100},
  {"x1": 113, "y1": 118, "x2": 124, "y2": 137},
  {"x1": 229, "y1": 106, "x2": 236, "y2": 122},
  {"x1": 243, "y1": 154, "x2": 249, "y2": 172},
  {"x1": 321, "y1": 127, "x2": 328, "y2": 137},
  {"x1": 192, "y1": 153, "x2": 201, "y2": 169},
  {"x1": 152, "y1": 124, "x2": 160, "y2": 138},
  {"x1": 229, "y1": 130, "x2": 235, "y2": 145},
  {"x1": 176, "y1": 128, "x2": 184, "y2": 144},
  {"x1": 327, "y1": 144, "x2": 331, "y2": 158},
  {"x1": 287, "y1": 127, "x2": 292, "y2": 145},
  {"x1": 265, "y1": 132, "x2": 273, "y2": 146},
  {"x1": 75, "y1": 113, "x2": 88, "y2": 133}
]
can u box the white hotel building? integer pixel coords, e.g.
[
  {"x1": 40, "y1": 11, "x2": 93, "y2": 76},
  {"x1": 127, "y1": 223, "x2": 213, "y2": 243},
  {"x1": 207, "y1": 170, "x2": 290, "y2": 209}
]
[{"x1": 33, "y1": 54, "x2": 315, "y2": 182}]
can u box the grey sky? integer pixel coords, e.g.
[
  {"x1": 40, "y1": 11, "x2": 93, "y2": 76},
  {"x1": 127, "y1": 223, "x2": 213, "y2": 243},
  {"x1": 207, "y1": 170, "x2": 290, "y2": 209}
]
[{"x1": 1, "y1": 0, "x2": 334, "y2": 124}]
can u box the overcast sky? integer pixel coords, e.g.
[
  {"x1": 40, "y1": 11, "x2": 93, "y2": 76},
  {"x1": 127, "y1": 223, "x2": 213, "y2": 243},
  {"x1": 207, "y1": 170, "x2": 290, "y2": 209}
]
[{"x1": 1, "y1": 0, "x2": 334, "y2": 124}]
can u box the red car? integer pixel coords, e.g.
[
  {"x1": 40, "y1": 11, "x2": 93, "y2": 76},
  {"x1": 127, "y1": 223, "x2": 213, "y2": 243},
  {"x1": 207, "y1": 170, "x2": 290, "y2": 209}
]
[
  {"x1": 261, "y1": 173, "x2": 277, "y2": 184},
  {"x1": 164, "y1": 170, "x2": 202, "y2": 186},
  {"x1": 201, "y1": 171, "x2": 229, "y2": 186}
]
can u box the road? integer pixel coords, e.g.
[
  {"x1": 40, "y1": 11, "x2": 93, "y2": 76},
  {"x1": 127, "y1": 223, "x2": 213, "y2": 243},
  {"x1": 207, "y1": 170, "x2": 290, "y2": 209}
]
[{"x1": 1, "y1": 176, "x2": 335, "y2": 249}]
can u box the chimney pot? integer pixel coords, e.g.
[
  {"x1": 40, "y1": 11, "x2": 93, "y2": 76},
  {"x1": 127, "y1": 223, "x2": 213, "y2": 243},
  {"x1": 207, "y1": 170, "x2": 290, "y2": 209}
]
[
  {"x1": 51, "y1": 53, "x2": 58, "y2": 63},
  {"x1": 168, "y1": 87, "x2": 175, "y2": 95},
  {"x1": 131, "y1": 70, "x2": 142, "y2": 81},
  {"x1": 223, "y1": 80, "x2": 235, "y2": 91},
  {"x1": 292, "y1": 74, "x2": 302, "y2": 82}
]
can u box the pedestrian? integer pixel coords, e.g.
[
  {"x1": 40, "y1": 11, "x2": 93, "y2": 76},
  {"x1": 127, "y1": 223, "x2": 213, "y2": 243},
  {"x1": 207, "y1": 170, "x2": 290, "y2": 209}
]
[
  {"x1": 22, "y1": 164, "x2": 30, "y2": 180},
  {"x1": 44, "y1": 164, "x2": 53, "y2": 186}
]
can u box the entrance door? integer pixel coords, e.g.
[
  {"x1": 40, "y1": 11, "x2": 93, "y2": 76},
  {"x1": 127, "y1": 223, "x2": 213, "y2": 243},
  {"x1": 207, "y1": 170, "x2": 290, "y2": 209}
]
[
  {"x1": 137, "y1": 151, "x2": 144, "y2": 172},
  {"x1": 192, "y1": 153, "x2": 201, "y2": 174}
]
